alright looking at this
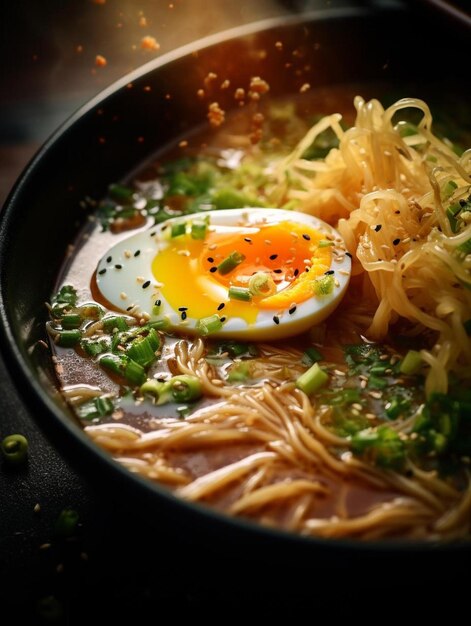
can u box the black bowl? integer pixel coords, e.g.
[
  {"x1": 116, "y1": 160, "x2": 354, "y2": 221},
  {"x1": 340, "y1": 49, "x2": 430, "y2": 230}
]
[{"x1": 1, "y1": 3, "x2": 470, "y2": 577}]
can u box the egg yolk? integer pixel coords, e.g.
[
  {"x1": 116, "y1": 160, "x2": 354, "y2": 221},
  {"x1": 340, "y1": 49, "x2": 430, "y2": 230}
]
[{"x1": 151, "y1": 220, "x2": 332, "y2": 324}]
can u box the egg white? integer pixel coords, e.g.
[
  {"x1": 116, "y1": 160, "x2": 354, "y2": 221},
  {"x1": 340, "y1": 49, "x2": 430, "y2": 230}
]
[{"x1": 95, "y1": 208, "x2": 351, "y2": 340}]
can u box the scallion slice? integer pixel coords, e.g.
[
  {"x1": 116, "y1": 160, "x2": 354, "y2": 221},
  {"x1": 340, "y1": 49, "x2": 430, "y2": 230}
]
[
  {"x1": 228, "y1": 286, "x2": 252, "y2": 302},
  {"x1": 191, "y1": 221, "x2": 207, "y2": 240},
  {"x1": 217, "y1": 251, "x2": 245, "y2": 275},
  {"x1": 55, "y1": 329, "x2": 82, "y2": 347},
  {"x1": 313, "y1": 274, "x2": 335, "y2": 296},
  {"x1": 248, "y1": 272, "x2": 276, "y2": 297},
  {"x1": 196, "y1": 314, "x2": 223, "y2": 336},
  {"x1": 301, "y1": 347, "x2": 323, "y2": 366},
  {"x1": 140, "y1": 379, "x2": 172, "y2": 404},
  {"x1": 171, "y1": 222, "x2": 186, "y2": 238},
  {"x1": 126, "y1": 335, "x2": 158, "y2": 368},
  {"x1": 399, "y1": 350, "x2": 422, "y2": 375},
  {"x1": 102, "y1": 316, "x2": 130, "y2": 333},
  {"x1": 61, "y1": 314, "x2": 82, "y2": 330},
  {"x1": 170, "y1": 375, "x2": 202, "y2": 402},
  {"x1": 296, "y1": 362, "x2": 328, "y2": 395}
]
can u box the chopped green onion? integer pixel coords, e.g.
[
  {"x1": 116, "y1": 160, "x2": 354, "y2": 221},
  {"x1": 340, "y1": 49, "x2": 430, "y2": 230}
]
[
  {"x1": 248, "y1": 272, "x2": 276, "y2": 297},
  {"x1": 397, "y1": 121, "x2": 418, "y2": 138},
  {"x1": 367, "y1": 375, "x2": 388, "y2": 390},
  {"x1": 140, "y1": 379, "x2": 172, "y2": 404},
  {"x1": 109, "y1": 183, "x2": 134, "y2": 202},
  {"x1": 55, "y1": 508, "x2": 79, "y2": 537},
  {"x1": 146, "y1": 327, "x2": 160, "y2": 351},
  {"x1": 53, "y1": 285, "x2": 78, "y2": 307},
  {"x1": 170, "y1": 375, "x2": 202, "y2": 402},
  {"x1": 124, "y1": 359, "x2": 147, "y2": 386},
  {"x1": 147, "y1": 318, "x2": 170, "y2": 331},
  {"x1": 61, "y1": 314, "x2": 82, "y2": 330},
  {"x1": 369, "y1": 364, "x2": 389, "y2": 375},
  {"x1": 55, "y1": 329, "x2": 82, "y2": 347},
  {"x1": 321, "y1": 388, "x2": 361, "y2": 406},
  {"x1": 446, "y1": 202, "x2": 462, "y2": 233},
  {"x1": 458, "y1": 238, "x2": 471, "y2": 254},
  {"x1": 171, "y1": 222, "x2": 186, "y2": 238},
  {"x1": 211, "y1": 187, "x2": 263, "y2": 210},
  {"x1": 191, "y1": 220, "x2": 207, "y2": 240},
  {"x1": 318, "y1": 239, "x2": 334, "y2": 248},
  {"x1": 126, "y1": 335, "x2": 158, "y2": 368},
  {"x1": 80, "y1": 396, "x2": 115, "y2": 420},
  {"x1": 296, "y1": 362, "x2": 328, "y2": 395},
  {"x1": 301, "y1": 347, "x2": 323, "y2": 366},
  {"x1": 399, "y1": 350, "x2": 422, "y2": 375},
  {"x1": 442, "y1": 180, "x2": 458, "y2": 200},
  {"x1": 196, "y1": 314, "x2": 223, "y2": 336},
  {"x1": 215, "y1": 341, "x2": 256, "y2": 358},
  {"x1": 99, "y1": 354, "x2": 146, "y2": 386},
  {"x1": 217, "y1": 251, "x2": 245, "y2": 275},
  {"x1": 313, "y1": 274, "x2": 335, "y2": 296},
  {"x1": 228, "y1": 286, "x2": 252, "y2": 302},
  {"x1": 351, "y1": 425, "x2": 405, "y2": 469},
  {"x1": 102, "y1": 316, "x2": 130, "y2": 333},
  {"x1": 77, "y1": 303, "x2": 104, "y2": 320},
  {"x1": 1, "y1": 434, "x2": 28, "y2": 465},
  {"x1": 227, "y1": 361, "x2": 252, "y2": 383},
  {"x1": 80, "y1": 337, "x2": 111, "y2": 357}
]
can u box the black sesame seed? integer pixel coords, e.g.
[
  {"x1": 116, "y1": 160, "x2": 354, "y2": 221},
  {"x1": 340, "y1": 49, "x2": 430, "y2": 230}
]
[
  {"x1": 289, "y1": 306, "x2": 296, "y2": 315},
  {"x1": 142, "y1": 280, "x2": 151, "y2": 289},
  {"x1": 274, "y1": 269, "x2": 283, "y2": 274},
  {"x1": 273, "y1": 316, "x2": 280, "y2": 325},
  {"x1": 134, "y1": 250, "x2": 141, "y2": 257},
  {"x1": 374, "y1": 224, "x2": 382, "y2": 232},
  {"x1": 209, "y1": 267, "x2": 217, "y2": 273},
  {"x1": 115, "y1": 264, "x2": 122, "y2": 270},
  {"x1": 394, "y1": 210, "x2": 400, "y2": 215},
  {"x1": 217, "y1": 303, "x2": 225, "y2": 311},
  {"x1": 244, "y1": 237, "x2": 252, "y2": 243},
  {"x1": 302, "y1": 234, "x2": 311, "y2": 241},
  {"x1": 207, "y1": 257, "x2": 214, "y2": 263},
  {"x1": 293, "y1": 268, "x2": 299, "y2": 277},
  {"x1": 150, "y1": 231, "x2": 156, "y2": 237},
  {"x1": 178, "y1": 307, "x2": 188, "y2": 311},
  {"x1": 305, "y1": 267, "x2": 309, "y2": 273},
  {"x1": 324, "y1": 270, "x2": 334, "y2": 275},
  {"x1": 161, "y1": 225, "x2": 168, "y2": 231},
  {"x1": 269, "y1": 254, "x2": 278, "y2": 260},
  {"x1": 126, "y1": 306, "x2": 134, "y2": 311},
  {"x1": 393, "y1": 238, "x2": 400, "y2": 246},
  {"x1": 220, "y1": 316, "x2": 226, "y2": 323},
  {"x1": 345, "y1": 252, "x2": 352, "y2": 258},
  {"x1": 98, "y1": 268, "x2": 107, "y2": 275},
  {"x1": 106, "y1": 256, "x2": 112, "y2": 263},
  {"x1": 155, "y1": 299, "x2": 161, "y2": 307},
  {"x1": 181, "y1": 311, "x2": 187, "y2": 320}
]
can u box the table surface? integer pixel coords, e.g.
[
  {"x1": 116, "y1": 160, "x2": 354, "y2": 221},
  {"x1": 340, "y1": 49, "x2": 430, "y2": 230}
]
[{"x1": 1, "y1": 1, "x2": 469, "y2": 621}]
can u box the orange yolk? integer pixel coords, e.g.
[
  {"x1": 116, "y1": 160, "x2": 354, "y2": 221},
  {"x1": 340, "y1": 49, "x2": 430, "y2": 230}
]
[{"x1": 151, "y1": 220, "x2": 332, "y2": 324}]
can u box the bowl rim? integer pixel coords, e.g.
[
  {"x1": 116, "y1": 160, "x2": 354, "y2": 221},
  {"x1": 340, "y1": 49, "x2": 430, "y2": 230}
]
[{"x1": 1, "y1": 2, "x2": 469, "y2": 555}]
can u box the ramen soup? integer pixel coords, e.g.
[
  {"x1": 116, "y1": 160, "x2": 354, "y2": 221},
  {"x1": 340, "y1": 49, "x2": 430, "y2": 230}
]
[{"x1": 47, "y1": 88, "x2": 471, "y2": 540}]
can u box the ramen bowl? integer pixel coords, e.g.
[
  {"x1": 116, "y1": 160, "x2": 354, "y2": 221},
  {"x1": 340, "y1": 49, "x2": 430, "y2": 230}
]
[{"x1": 0, "y1": 3, "x2": 469, "y2": 575}]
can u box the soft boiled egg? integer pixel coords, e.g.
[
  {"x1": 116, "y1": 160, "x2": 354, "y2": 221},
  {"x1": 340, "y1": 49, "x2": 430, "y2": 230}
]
[{"x1": 95, "y1": 208, "x2": 351, "y2": 340}]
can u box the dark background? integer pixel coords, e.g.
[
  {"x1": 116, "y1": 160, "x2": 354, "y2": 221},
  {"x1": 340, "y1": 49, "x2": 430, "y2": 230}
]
[{"x1": 0, "y1": 1, "x2": 470, "y2": 622}]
